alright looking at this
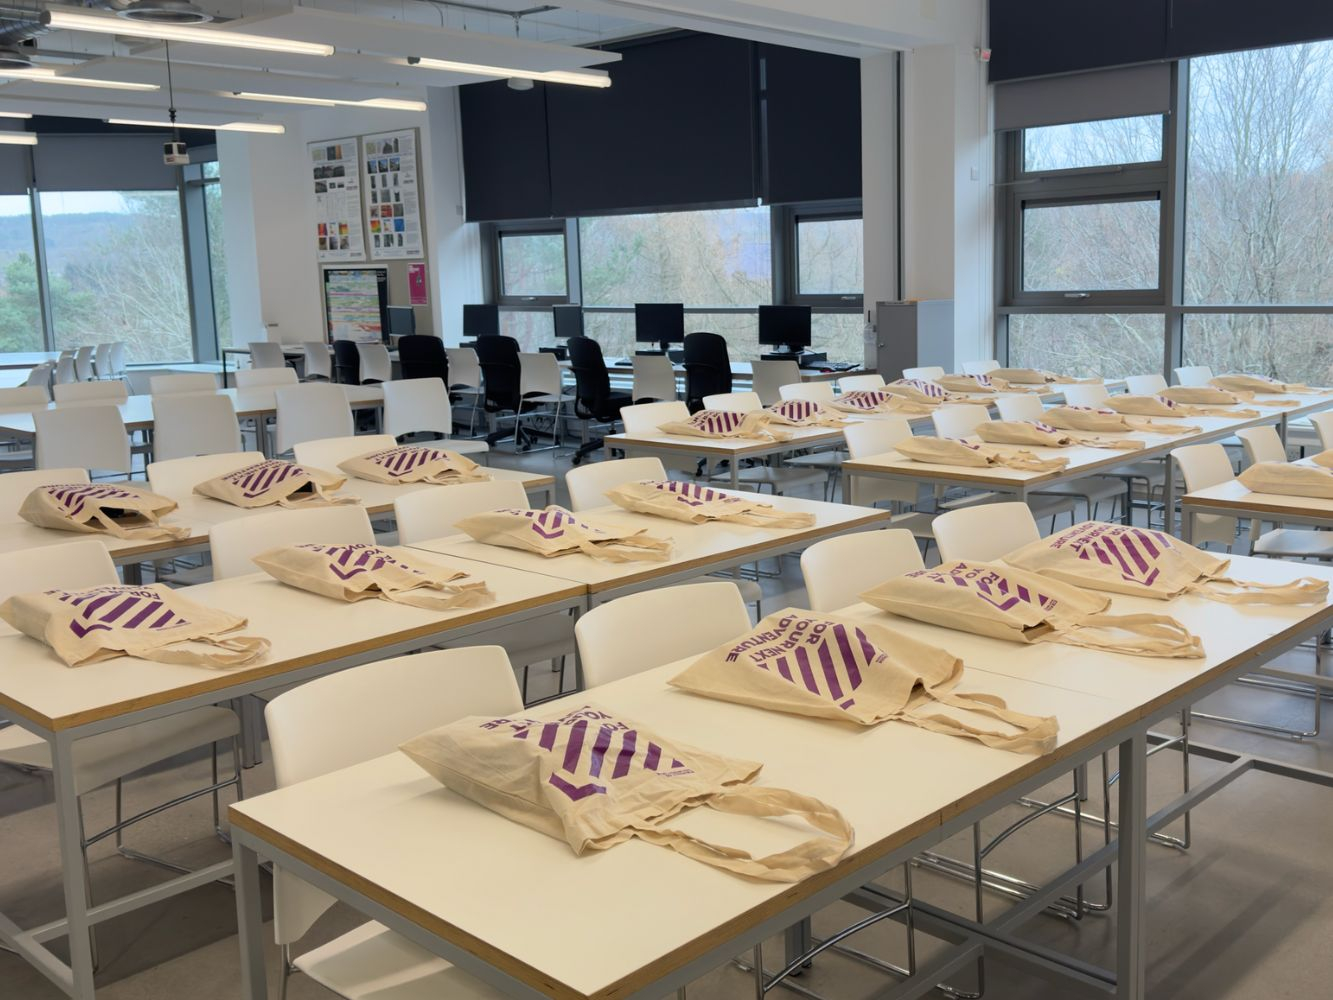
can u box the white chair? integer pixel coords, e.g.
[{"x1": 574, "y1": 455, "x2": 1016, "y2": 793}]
[
  {"x1": 249, "y1": 341, "x2": 287, "y2": 369},
  {"x1": 934, "y1": 502, "x2": 1040, "y2": 563},
  {"x1": 575, "y1": 581, "x2": 751, "y2": 687},
  {"x1": 0, "y1": 385, "x2": 50, "y2": 410},
  {"x1": 148, "y1": 452, "x2": 259, "y2": 500},
  {"x1": 902, "y1": 366, "x2": 945, "y2": 381},
  {"x1": 995, "y1": 394, "x2": 1047, "y2": 422},
  {"x1": 1173, "y1": 365, "x2": 1213, "y2": 386},
  {"x1": 631, "y1": 353, "x2": 678, "y2": 403},
  {"x1": 800, "y1": 529, "x2": 926, "y2": 611},
  {"x1": 962, "y1": 360, "x2": 1001, "y2": 376},
  {"x1": 620, "y1": 400, "x2": 688, "y2": 435},
  {"x1": 702, "y1": 391, "x2": 762, "y2": 412},
  {"x1": 53, "y1": 381, "x2": 129, "y2": 407},
  {"x1": 1062, "y1": 383, "x2": 1111, "y2": 408},
  {"x1": 107, "y1": 342, "x2": 127, "y2": 380},
  {"x1": 209, "y1": 505, "x2": 375, "y2": 579},
  {"x1": 516, "y1": 352, "x2": 573, "y2": 448},
  {"x1": 34, "y1": 405, "x2": 130, "y2": 474},
  {"x1": 1173, "y1": 444, "x2": 1240, "y2": 547},
  {"x1": 837, "y1": 374, "x2": 884, "y2": 393},
  {"x1": 74, "y1": 345, "x2": 97, "y2": 382},
  {"x1": 94, "y1": 343, "x2": 112, "y2": 379},
  {"x1": 274, "y1": 383, "x2": 354, "y2": 456},
  {"x1": 22, "y1": 362, "x2": 53, "y2": 389},
  {"x1": 265, "y1": 647, "x2": 519, "y2": 1000},
  {"x1": 0, "y1": 466, "x2": 88, "y2": 520},
  {"x1": 382, "y1": 378, "x2": 489, "y2": 457},
  {"x1": 778, "y1": 382, "x2": 836, "y2": 403},
  {"x1": 235, "y1": 367, "x2": 299, "y2": 390},
  {"x1": 150, "y1": 392, "x2": 242, "y2": 462},
  {"x1": 751, "y1": 359, "x2": 800, "y2": 406},
  {"x1": 842, "y1": 419, "x2": 935, "y2": 539},
  {"x1": 931, "y1": 404, "x2": 990, "y2": 439},
  {"x1": 302, "y1": 342, "x2": 332, "y2": 381},
  {"x1": 444, "y1": 347, "x2": 484, "y2": 434},
  {"x1": 295, "y1": 435, "x2": 404, "y2": 477},
  {"x1": 1125, "y1": 373, "x2": 1168, "y2": 396},
  {"x1": 1310, "y1": 412, "x2": 1333, "y2": 451},
  {"x1": 1236, "y1": 426, "x2": 1287, "y2": 467},
  {"x1": 149, "y1": 372, "x2": 218, "y2": 395},
  {"x1": 357, "y1": 342, "x2": 394, "y2": 385},
  {"x1": 394, "y1": 480, "x2": 530, "y2": 544},
  {"x1": 54, "y1": 354, "x2": 77, "y2": 385}
]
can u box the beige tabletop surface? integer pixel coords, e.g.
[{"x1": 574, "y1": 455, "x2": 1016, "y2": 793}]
[
  {"x1": 1181, "y1": 455, "x2": 1333, "y2": 519},
  {"x1": 604, "y1": 423, "x2": 846, "y2": 458}
]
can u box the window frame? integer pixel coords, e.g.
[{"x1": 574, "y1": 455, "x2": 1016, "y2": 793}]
[
  {"x1": 488, "y1": 221, "x2": 573, "y2": 308},
  {"x1": 777, "y1": 201, "x2": 865, "y2": 310},
  {"x1": 1017, "y1": 113, "x2": 1168, "y2": 179}
]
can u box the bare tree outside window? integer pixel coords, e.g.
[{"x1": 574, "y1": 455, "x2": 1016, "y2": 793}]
[{"x1": 0, "y1": 196, "x2": 43, "y2": 352}]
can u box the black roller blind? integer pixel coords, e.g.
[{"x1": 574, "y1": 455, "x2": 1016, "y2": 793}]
[
  {"x1": 1167, "y1": 0, "x2": 1333, "y2": 59},
  {"x1": 459, "y1": 81, "x2": 552, "y2": 222},
  {"x1": 760, "y1": 43, "x2": 861, "y2": 204}
]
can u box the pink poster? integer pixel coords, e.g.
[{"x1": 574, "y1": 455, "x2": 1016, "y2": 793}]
[{"x1": 407, "y1": 263, "x2": 428, "y2": 305}]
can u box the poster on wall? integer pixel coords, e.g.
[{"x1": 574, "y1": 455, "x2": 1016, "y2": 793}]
[
  {"x1": 309, "y1": 137, "x2": 365, "y2": 263},
  {"x1": 323, "y1": 268, "x2": 388, "y2": 343},
  {"x1": 362, "y1": 128, "x2": 423, "y2": 260}
]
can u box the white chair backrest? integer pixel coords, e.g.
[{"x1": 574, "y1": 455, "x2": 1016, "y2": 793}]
[
  {"x1": 1173, "y1": 443, "x2": 1236, "y2": 493},
  {"x1": 108, "y1": 342, "x2": 127, "y2": 377},
  {"x1": 962, "y1": 360, "x2": 1001, "y2": 376},
  {"x1": 1173, "y1": 365, "x2": 1213, "y2": 387},
  {"x1": 934, "y1": 502, "x2": 1040, "y2": 563},
  {"x1": 620, "y1": 400, "x2": 688, "y2": 435},
  {"x1": 34, "y1": 405, "x2": 130, "y2": 473},
  {"x1": 778, "y1": 381, "x2": 836, "y2": 403},
  {"x1": 800, "y1": 529, "x2": 925, "y2": 612},
  {"x1": 148, "y1": 451, "x2": 260, "y2": 499},
  {"x1": 209, "y1": 505, "x2": 375, "y2": 579},
  {"x1": 750, "y1": 359, "x2": 800, "y2": 406},
  {"x1": 150, "y1": 372, "x2": 218, "y2": 395},
  {"x1": 293, "y1": 434, "x2": 395, "y2": 472},
  {"x1": 844, "y1": 416, "x2": 914, "y2": 459},
  {"x1": 53, "y1": 380, "x2": 128, "y2": 406},
  {"x1": 265, "y1": 645, "x2": 521, "y2": 946},
  {"x1": 575, "y1": 581, "x2": 751, "y2": 688},
  {"x1": 902, "y1": 366, "x2": 945, "y2": 381},
  {"x1": 274, "y1": 383, "x2": 354, "y2": 455},
  {"x1": 702, "y1": 391, "x2": 761, "y2": 413},
  {"x1": 357, "y1": 342, "x2": 393, "y2": 384},
  {"x1": 1310, "y1": 412, "x2": 1333, "y2": 451},
  {"x1": 837, "y1": 374, "x2": 884, "y2": 393},
  {"x1": 518, "y1": 352, "x2": 564, "y2": 397},
  {"x1": 382, "y1": 377, "x2": 451, "y2": 438},
  {"x1": 22, "y1": 363, "x2": 52, "y2": 389},
  {"x1": 566, "y1": 457, "x2": 667, "y2": 512},
  {"x1": 54, "y1": 355, "x2": 77, "y2": 385},
  {"x1": 631, "y1": 354, "x2": 677, "y2": 402},
  {"x1": 994, "y1": 394, "x2": 1046, "y2": 422},
  {"x1": 94, "y1": 343, "x2": 112, "y2": 378},
  {"x1": 302, "y1": 342, "x2": 332, "y2": 380},
  {"x1": 150, "y1": 392, "x2": 242, "y2": 462},
  {"x1": 0, "y1": 385, "x2": 51, "y2": 411},
  {"x1": 74, "y1": 345, "x2": 96, "y2": 381},
  {"x1": 931, "y1": 404, "x2": 991, "y2": 439},
  {"x1": 249, "y1": 341, "x2": 287, "y2": 369},
  {"x1": 1235, "y1": 426, "x2": 1286, "y2": 467},
  {"x1": 445, "y1": 347, "x2": 482, "y2": 389},
  {"x1": 0, "y1": 466, "x2": 88, "y2": 521},
  {"x1": 0, "y1": 539, "x2": 117, "y2": 603},
  {"x1": 234, "y1": 367, "x2": 299, "y2": 389},
  {"x1": 1061, "y1": 383, "x2": 1110, "y2": 408},
  {"x1": 393, "y1": 479, "x2": 529, "y2": 544},
  {"x1": 1124, "y1": 373, "x2": 1168, "y2": 396}
]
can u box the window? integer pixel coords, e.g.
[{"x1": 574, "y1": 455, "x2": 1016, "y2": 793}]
[
  {"x1": 1183, "y1": 314, "x2": 1333, "y2": 386},
  {"x1": 499, "y1": 230, "x2": 567, "y2": 299},
  {"x1": 0, "y1": 195, "x2": 42, "y2": 352},
  {"x1": 40, "y1": 190, "x2": 192, "y2": 364},
  {"x1": 1007, "y1": 313, "x2": 1164, "y2": 379},
  {"x1": 795, "y1": 215, "x2": 863, "y2": 297},
  {"x1": 1021, "y1": 197, "x2": 1160, "y2": 292},
  {"x1": 1022, "y1": 115, "x2": 1164, "y2": 173}
]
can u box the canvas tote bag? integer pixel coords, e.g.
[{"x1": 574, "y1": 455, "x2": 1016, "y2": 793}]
[
  {"x1": 975, "y1": 420, "x2": 1144, "y2": 451},
  {"x1": 400, "y1": 703, "x2": 854, "y2": 883},
  {"x1": 605, "y1": 479, "x2": 816, "y2": 528},
  {"x1": 1041, "y1": 406, "x2": 1201, "y2": 436},
  {"x1": 827, "y1": 390, "x2": 935, "y2": 416},
  {"x1": 670, "y1": 609, "x2": 1058, "y2": 754},
  {"x1": 764, "y1": 399, "x2": 847, "y2": 428},
  {"x1": 338, "y1": 445, "x2": 491, "y2": 486},
  {"x1": 1109, "y1": 394, "x2": 1258, "y2": 419},
  {"x1": 1210, "y1": 374, "x2": 1330, "y2": 395},
  {"x1": 1236, "y1": 461, "x2": 1333, "y2": 499},
  {"x1": 883, "y1": 379, "x2": 960, "y2": 405},
  {"x1": 194, "y1": 459, "x2": 354, "y2": 509},
  {"x1": 860, "y1": 561, "x2": 1204, "y2": 657},
  {"x1": 455, "y1": 506, "x2": 673, "y2": 562},
  {"x1": 1159, "y1": 385, "x2": 1295, "y2": 407},
  {"x1": 657, "y1": 410, "x2": 789, "y2": 441},
  {"x1": 19, "y1": 483, "x2": 189, "y2": 541},
  {"x1": 0, "y1": 583, "x2": 270, "y2": 668},
  {"x1": 991, "y1": 369, "x2": 1098, "y2": 386},
  {"x1": 935, "y1": 373, "x2": 997, "y2": 394},
  {"x1": 894, "y1": 436, "x2": 1070, "y2": 473},
  {"x1": 252, "y1": 542, "x2": 495, "y2": 610},
  {"x1": 1003, "y1": 521, "x2": 1326, "y2": 605}
]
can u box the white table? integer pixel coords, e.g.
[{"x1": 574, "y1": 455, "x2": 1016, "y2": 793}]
[
  {"x1": 1179, "y1": 458, "x2": 1333, "y2": 545},
  {"x1": 604, "y1": 425, "x2": 847, "y2": 490}
]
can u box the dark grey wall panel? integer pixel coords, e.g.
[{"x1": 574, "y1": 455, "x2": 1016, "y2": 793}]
[
  {"x1": 760, "y1": 43, "x2": 861, "y2": 203},
  {"x1": 459, "y1": 81, "x2": 552, "y2": 222}
]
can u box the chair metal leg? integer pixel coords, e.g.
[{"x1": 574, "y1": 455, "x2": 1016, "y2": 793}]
[{"x1": 76, "y1": 799, "x2": 101, "y2": 972}]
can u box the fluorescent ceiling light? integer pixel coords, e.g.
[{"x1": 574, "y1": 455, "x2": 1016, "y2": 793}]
[
  {"x1": 0, "y1": 133, "x2": 37, "y2": 145},
  {"x1": 0, "y1": 67, "x2": 159, "y2": 91},
  {"x1": 43, "y1": 10, "x2": 335, "y2": 57},
  {"x1": 0, "y1": 111, "x2": 32, "y2": 119},
  {"x1": 407, "y1": 57, "x2": 609, "y2": 88},
  {"x1": 108, "y1": 117, "x2": 286, "y2": 134},
  {"x1": 227, "y1": 92, "x2": 426, "y2": 112}
]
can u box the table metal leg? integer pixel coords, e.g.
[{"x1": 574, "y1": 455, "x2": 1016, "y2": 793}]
[
  {"x1": 1162, "y1": 454, "x2": 1178, "y2": 536},
  {"x1": 51, "y1": 733, "x2": 97, "y2": 1000},
  {"x1": 1115, "y1": 733, "x2": 1147, "y2": 1000},
  {"x1": 234, "y1": 837, "x2": 270, "y2": 1000},
  {"x1": 731, "y1": 460, "x2": 740, "y2": 491},
  {"x1": 1181, "y1": 503, "x2": 1194, "y2": 545}
]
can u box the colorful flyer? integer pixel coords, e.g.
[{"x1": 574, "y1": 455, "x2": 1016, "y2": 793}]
[{"x1": 408, "y1": 262, "x2": 428, "y2": 305}]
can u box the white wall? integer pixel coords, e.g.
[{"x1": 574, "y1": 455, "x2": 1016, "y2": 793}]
[{"x1": 861, "y1": 52, "x2": 898, "y2": 321}]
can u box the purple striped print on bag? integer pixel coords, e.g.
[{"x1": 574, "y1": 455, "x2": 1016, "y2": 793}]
[
  {"x1": 724, "y1": 613, "x2": 880, "y2": 710},
  {"x1": 224, "y1": 461, "x2": 304, "y2": 499},
  {"x1": 1048, "y1": 523, "x2": 1176, "y2": 588},
  {"x1": 49, "y1": 585, "x2": 190, "y2": 639},
  {"x1": 293, "y1": 542, "x2": 428, "y2": 581},
  {"x1": 361, "y1": 446, "x2": 449, "y2": 479},
  {"x1": 906, "y1": 564, "x2": 1059, "y2": 614},
  {"x1": 890, "y1": 378, "x2": 946, "y2": 399},
  {"x1": 645, "y1": 480, "x2": 742, "y2": 508},
  {"x1": 767, "y1": 400, "x2": 821, "y2": 423},
  {"x1": 837, "y1": 390, "x2": 895, "y2": 410},
  {"x1": 42, "y1": 484, "x2": 139, "y2": 517},
  {"x1": 685, "y1": 410, "x2": 748, "y2": 434},
  {"x1": 500, "y1": 508, "x2": 597, "y2": 542}
]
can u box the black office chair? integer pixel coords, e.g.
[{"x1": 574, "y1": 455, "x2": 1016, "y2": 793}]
[
  {"x1": 473, "y1": 335, "x2": 530, "y2": 447},
  {"x1": 683, "y1": 331, "x2": 732, "y2": 413},
  {"x1": 566, "y1": 336, "x2": 632, "y2": 465},
  {"x1": 397, "y1": 335, "x2": 450, "y2": 384},
  {"x1": 332, "y1": 340, "x2": 361, "y2": 385}
]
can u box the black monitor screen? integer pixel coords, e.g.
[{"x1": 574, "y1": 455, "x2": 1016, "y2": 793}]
[
  {"x1": 463, "y1": 303, "x2": 500, "y2": 338},
  {"x1": 385, "y1": 306, "x2": 416, "y2": 338},
  {"x1": 758, "y1": 305, "x2": 813, "y2": 350},
  {"x1": 553, "y1": 304, "x2": 584, "y2": 339},
  {"x1": 634, "y1": 303, "x2": 685, "y2": 348}
]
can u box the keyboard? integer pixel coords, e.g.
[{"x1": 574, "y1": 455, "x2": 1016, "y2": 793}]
[
  {"x1": 606, "y1": 357, "x2": 633, "y2": 367},
  {"x1": 806, "y1": 361, "x2": 858, "y2": 372}
]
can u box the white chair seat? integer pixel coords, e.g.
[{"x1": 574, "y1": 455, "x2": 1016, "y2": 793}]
[
  {"x1": 886, "y1": 510, "x2": 937, "y2": 539},
  {"x1": 784, "y1": 451, "x2": 844, "y2": 471},
  {"x1": 0, "y1": 707, "x2": 238, "y2": 793},
  {"x1": 1253, "y1": 528, "x2": 1333, "y2": 560},
  {"x1": 295, "y1": 920, "x2": 506, "y2": 1000}
]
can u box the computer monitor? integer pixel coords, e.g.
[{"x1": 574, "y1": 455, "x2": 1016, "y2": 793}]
[
  {"x1": 385, "y1": 306, "x2": 416, "y2": 339},
  {"x1": 758, "y1": 305, "x2": 813, "y2": 354},
  {"x1": 553, "y1": 304, "x2": 584, "y2": 339},
  {"x1": 634, "y1": 303, "x2": 685, "y2": 354},
  {"x1": 462, "y1": 303, "x2": 500, "y2": 339}
]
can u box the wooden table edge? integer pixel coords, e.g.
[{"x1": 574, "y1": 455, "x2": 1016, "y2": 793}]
[{"x1": 1181, "y1": 493, "x2": 1333, "y2": 519}]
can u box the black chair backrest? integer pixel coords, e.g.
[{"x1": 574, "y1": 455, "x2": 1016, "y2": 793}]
[
  {"x1": 332, "y1": 340, "x2": 361, "y2": 385},
  {"x1": 397, "y1": 335, "x2": 449, "y2": 384},
  {"x1": 566, "y1": 336, "x2": 617, "y2": 420},
  {"x1": 683, "y1": 331, "x2": 732, "y2": 412},
  {"x1": 473, "y1": 335, "x2": 522, "y2": 412}
]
